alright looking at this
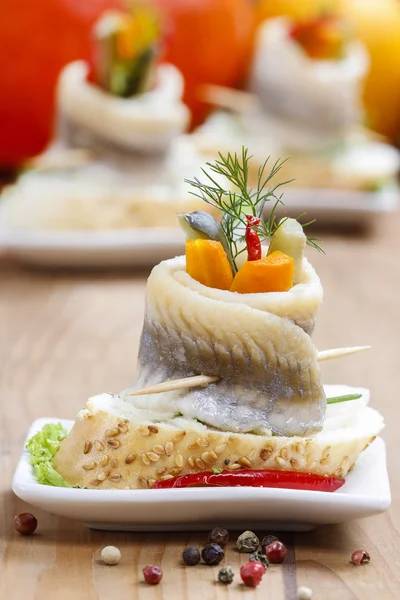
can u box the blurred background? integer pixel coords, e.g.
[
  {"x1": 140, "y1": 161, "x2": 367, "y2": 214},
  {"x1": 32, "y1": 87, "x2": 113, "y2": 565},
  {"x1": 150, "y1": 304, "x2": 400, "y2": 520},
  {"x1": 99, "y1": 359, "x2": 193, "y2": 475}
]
[{"x1": 1, "y1": 0, "x2": 400, "y2": 268}]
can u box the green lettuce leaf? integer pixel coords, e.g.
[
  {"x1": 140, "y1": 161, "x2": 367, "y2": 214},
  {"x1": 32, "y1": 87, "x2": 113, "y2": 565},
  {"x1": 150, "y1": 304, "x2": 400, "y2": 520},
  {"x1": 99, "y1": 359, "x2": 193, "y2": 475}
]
[{"x1": 26, "y1": 423, "x2": 71, "y2": 487}]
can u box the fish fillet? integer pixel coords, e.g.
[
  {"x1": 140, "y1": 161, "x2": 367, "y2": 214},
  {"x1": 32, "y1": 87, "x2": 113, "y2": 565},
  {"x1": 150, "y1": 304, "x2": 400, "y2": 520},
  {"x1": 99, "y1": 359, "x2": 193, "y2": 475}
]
[{"x1": 129, "y1": 255, "x2": 325, "y2": 437}]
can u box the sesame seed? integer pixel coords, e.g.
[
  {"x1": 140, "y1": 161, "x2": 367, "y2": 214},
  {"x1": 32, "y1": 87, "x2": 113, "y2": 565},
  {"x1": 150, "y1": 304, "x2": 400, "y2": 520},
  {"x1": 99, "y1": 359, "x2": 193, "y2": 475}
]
[
  {"x1": 82, "y1": 462, "x2": 96, "y2": 471},
  {"x1": 187, "y1": 457, "x2": 195, "y2": 468},
  {"x1": 94, "y1": 440, "x2": 104, "y2": 451},
  {"x1": 147, "y1": 452, "x2": 161, "y2": 463},
  {"x1": 197, "y1": 437, "x2": 209, "y2": 447},
  {"x1": 117, "y1": 422, "x2": 129, "y2": 434},
  {"x1": 161, "y1": 474, "x2": 174, "y2": 481},
  {"x1": 202, "y1": 452, "x2": 215, "y2": 465},
  {"x1": 148, "y1": 426, "x2": 159, "y2": 434},
  {"x1": 175, "y1": 454, "x2": 184, "y2": 468},
  {"x1": 125, "y1": 453, "x2": 136, "y2": 464},
  {"x1": 260, "y1": 448, "x2": 272, "y2": 461},
  {"x1": 108, "y1": 474, "x2": 122, "y2": 482},
  {"x1": 90, "y1": 479, "x2": 102, "y2": 486},
  {"x1": 153, "y1": 445, "x2": 165, "y2": 455},
  {"x1": 238, "y1": 457, "x2": 252, "y2": 468},
  {"x1": 228, "y1": 463, "x2": 241, "y2": 471},
  {"x1": 322, "y1": 446, "x2": 331, "y2": 459},
  {"x1": 141, "y1": 454, "x2": 151, "y2": 466},
  {"x1": 105, "y1": 428, "x2": 119, "y2": 437},
  {"x1": 170, "y1": 468, "x2": 183, "y2": 477},
  {"x1": 139, "y1": 425, "x2": 150, "y2": 437},
  {"x1": 247, "y1": 449, "x2": 257, "y2": 462},
  {"x1": 83, "y1": 441, "x2": 92, "y2": 455},
  {"x1": 165, "y1": 442, "x2": 174, "y2": 456},
  {"x1": 100, "y1": 455, "x2": 110, "y2": 467},
  {"x1": 275, "y1": 456, "x2": 286, "y2": 467},
  {"x1": 110, "y1": 459, "x2": 118, "y2": 469},
  {"x1": 172, "y1": 431, "x2": 186, "y2": 442},
  {"x1": 215, "y1": 443, "x2": 227, "y2": 455},
  {"x1": 107, "y1": 439, "x2": 121, "y2": 449},
  {"x1": 97, "y1": 472, "x2": 109, "y2": 482},
  {"x1": 195, "y1": 458, "x2": 206, "y2": 470}
]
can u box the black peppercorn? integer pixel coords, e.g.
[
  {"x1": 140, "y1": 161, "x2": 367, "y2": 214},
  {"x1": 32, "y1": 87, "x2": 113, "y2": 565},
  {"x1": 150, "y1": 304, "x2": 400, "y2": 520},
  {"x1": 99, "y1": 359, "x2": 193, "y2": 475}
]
[
  {"x1": 237, "y1": 530, "x2": 259, "y2": 553},
  {"x1": 249, "y1": 552, "x2": 269, "y2": 569},
  {"x1": 182, "y1": 547, "x2": 201, "y2": 566},
  {"x1": 208, "y1": 527, "x2": 229, "y2": 547},
  {"x1": 201, "y1": 543, "x2": 225, "y2": 565},
  {"x1": 261, "y1": 534, "x2": 278, "y2": 553},
  {"x1": 218, "y1": 566, "x2": 234, "y2": 584}
]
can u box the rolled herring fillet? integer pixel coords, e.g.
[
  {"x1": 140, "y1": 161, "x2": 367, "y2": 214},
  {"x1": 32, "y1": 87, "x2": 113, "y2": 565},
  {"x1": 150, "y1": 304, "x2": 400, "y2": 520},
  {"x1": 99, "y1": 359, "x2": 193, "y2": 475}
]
[{"x1": 130, "y1": 254, "x2": 324, "y2": 436}]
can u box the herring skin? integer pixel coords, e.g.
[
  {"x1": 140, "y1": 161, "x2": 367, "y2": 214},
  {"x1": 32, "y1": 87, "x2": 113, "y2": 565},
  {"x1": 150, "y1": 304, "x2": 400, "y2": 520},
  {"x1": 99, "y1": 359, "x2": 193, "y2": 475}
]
[{"x1": 133, "y1": 255, "x2": 325, "y2": 437}]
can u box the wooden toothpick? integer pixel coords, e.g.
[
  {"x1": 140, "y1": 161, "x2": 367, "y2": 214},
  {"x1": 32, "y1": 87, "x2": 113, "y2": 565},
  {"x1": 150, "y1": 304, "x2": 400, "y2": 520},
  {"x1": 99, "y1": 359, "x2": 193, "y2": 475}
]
[
  {"x1": 316, "y1": 345, "x2": 371, "y2": 362},
  {"x1": 125, "y1": 346, "x2": 371, "y2": 397}
]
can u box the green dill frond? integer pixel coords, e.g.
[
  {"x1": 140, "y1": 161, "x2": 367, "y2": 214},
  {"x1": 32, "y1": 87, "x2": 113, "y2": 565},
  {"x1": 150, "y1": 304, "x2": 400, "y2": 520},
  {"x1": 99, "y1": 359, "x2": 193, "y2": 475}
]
[{"x1": 184, "y1": 147, "x2": 324, "y2": 269}]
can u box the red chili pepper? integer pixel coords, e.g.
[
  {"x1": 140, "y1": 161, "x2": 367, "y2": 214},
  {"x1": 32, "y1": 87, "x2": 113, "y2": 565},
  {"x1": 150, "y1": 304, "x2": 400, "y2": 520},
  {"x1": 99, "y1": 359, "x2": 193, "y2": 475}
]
[
  {"x1": 151, "y1": 469, "x2": 345, "y2": 492},
  {"x1": 245, "y1": 215, "x2": 262, "y2": 261}
]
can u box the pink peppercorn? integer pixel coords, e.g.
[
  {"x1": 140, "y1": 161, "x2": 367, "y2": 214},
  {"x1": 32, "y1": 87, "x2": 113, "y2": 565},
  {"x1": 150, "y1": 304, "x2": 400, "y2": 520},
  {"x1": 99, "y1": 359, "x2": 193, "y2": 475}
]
[
  {"x1": 264, "y1": 540, "x2": 287, "y2": 563},
  {"x1": 351, "y1": 550, "x2": 370, "y2": 566},
  {"x1": 143, "y1": 564, "x2": 163, "y2": 584},
  {"x1": 240, "y1": 561, "x2": 266, "y2": 587}
]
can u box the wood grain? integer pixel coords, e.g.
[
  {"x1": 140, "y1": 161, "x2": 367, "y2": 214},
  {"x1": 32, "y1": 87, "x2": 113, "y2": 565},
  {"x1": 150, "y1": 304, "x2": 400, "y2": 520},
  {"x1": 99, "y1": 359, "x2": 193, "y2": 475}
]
[{"x1": 1, "y1": 213, "x2": 400, "y2": 599}]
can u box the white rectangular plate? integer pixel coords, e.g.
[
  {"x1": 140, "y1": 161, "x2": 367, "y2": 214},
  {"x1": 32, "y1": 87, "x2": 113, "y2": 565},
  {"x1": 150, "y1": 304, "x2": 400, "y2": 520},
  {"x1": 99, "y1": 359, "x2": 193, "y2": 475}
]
[
  {"x1": 0, "y1": 187, "x2": 398, "y2": 268},
  {"x1": 12, "y1": 418, "x2": 391, "y2": 532}
]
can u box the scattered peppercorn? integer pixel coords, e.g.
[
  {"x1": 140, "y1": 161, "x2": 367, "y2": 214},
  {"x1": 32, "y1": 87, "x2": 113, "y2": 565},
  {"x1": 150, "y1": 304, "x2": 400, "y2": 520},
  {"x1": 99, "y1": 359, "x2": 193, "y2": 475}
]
[
  {"x1": 101, "y1": 546, "x2": 121, "y2": 565},
  {"x1": 351, "y1": 550, "x2": 371, "y2": 566},
  {"x1": 208, "y1": 527, "x2": 229, "y2": 547},
  {"x1": 240, "y1": 561, "x2": 266, "y2": 587},
  {"x1": 218, "y1": 566, "x2": 234, "y2": 584},
  {"x1": 13, "y1": 513, "x2": 37, "y2": 535},
  {"x1": 182, "y1": 547, "x2": 201, "y2": 566},
  {"x1": 201, "y1": 543, "x2": 225, "y2": 565},
  {"x1": 261, "y1": 534, "x2": 278, "y2": 553},
  {"x1": 143, "y1": 564, "x2": 163, "y2": 584},
  {"x1": 297, "y1": 586, "x2": 313, "y2": 600},
  {"x1": 249, "y1": 552, "x2": 269, "y2": 569},
  {"x1": 237, "y1": 530, "x2": 259, "y2": 553},
  {"x1": 264, "y1": 540, "x2": 287, "y2": 563}
]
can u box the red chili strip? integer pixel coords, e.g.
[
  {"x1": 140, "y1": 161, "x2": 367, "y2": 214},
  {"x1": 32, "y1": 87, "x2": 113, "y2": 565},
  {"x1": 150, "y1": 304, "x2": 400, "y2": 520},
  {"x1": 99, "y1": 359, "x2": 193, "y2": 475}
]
[
  {"x1": 245, "y1": 215, "x2": 262, "y2": 261},
  {"x1": 151, "y1": 469, "x2": 345, "y2": 492}
]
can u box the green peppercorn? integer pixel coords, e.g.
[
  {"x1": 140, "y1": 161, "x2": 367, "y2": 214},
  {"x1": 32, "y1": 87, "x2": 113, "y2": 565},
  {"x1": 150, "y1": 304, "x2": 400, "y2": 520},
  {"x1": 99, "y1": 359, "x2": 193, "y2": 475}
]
[
  {"x1": 182, "y1": 547, "x2": 201, "y2": 566},
  {"x1": 201, "y1": 543, "x2": 225, "y2": 565},
  {"x1": 208, "y1": 527, "x2": 229, "y2": 548},
  {"x1": 237, "y1": 530, "x2": 259, "y2": 553},
  {"x1": 261, "y1": 534, "x2": 278, "y2": 554},
  {"x1": 249, "y1": 552, "x2": 269, "y2": 569},
  {"x1": 218, "y1": 566, "x2": 234, "y2": 584}
]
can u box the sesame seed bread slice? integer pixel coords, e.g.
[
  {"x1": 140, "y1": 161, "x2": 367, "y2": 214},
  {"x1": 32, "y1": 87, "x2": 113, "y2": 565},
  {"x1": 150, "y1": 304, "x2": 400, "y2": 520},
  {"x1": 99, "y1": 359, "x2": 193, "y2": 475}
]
[{"x1": 53, "y1": 385, "x2": 384, "y2": 489}]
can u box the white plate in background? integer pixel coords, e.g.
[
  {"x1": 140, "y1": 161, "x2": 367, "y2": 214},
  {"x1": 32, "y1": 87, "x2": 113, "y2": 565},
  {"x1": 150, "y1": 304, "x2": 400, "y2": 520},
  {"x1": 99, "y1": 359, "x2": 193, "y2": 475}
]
[
  {"x1": 13, "y1": 418, "x2": 391, "y2": 532},
  {"x1": 0, "y1": 186, "x2": 398, "y2": 268}
]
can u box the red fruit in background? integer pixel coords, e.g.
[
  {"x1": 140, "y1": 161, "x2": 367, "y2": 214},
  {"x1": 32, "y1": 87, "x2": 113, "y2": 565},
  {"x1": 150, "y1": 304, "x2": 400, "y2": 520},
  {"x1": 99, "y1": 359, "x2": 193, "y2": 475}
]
[
  {"x1": 0, "y1": 0, "x2": 122, "y2": 168},
  {"x1": 155, "y1": 0, "x2": 256, "y2": 126}
]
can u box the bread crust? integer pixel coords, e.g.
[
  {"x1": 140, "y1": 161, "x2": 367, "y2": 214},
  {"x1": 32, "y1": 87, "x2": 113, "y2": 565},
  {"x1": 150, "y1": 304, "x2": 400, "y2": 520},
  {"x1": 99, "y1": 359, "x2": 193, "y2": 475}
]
[{"x1": 53, "y1": 409, "x2": 378, "y2": 489}]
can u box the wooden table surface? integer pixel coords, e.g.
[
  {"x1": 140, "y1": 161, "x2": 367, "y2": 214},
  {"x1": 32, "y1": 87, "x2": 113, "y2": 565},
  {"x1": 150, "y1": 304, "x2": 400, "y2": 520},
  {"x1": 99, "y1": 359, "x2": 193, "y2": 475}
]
[{"x1": 1, "y1": 214, "x2": 399, "y2": 600}]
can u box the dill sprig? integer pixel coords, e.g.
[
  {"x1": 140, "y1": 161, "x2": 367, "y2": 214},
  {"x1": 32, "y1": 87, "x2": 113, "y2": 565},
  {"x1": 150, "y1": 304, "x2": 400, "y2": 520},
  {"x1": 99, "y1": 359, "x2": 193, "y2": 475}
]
[{"x1": 185, "y1": 147, "x2": 324, "y2": 271}]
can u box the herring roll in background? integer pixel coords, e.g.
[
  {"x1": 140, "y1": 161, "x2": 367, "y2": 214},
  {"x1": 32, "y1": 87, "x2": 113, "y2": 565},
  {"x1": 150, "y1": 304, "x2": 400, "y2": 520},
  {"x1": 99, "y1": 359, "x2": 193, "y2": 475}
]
[
  {"x1": 249, "y1": 16, "x2": 368, "y2": 135},
  {"x1": 58, "y1": 60, "x2": 189, "y2": 154}
]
